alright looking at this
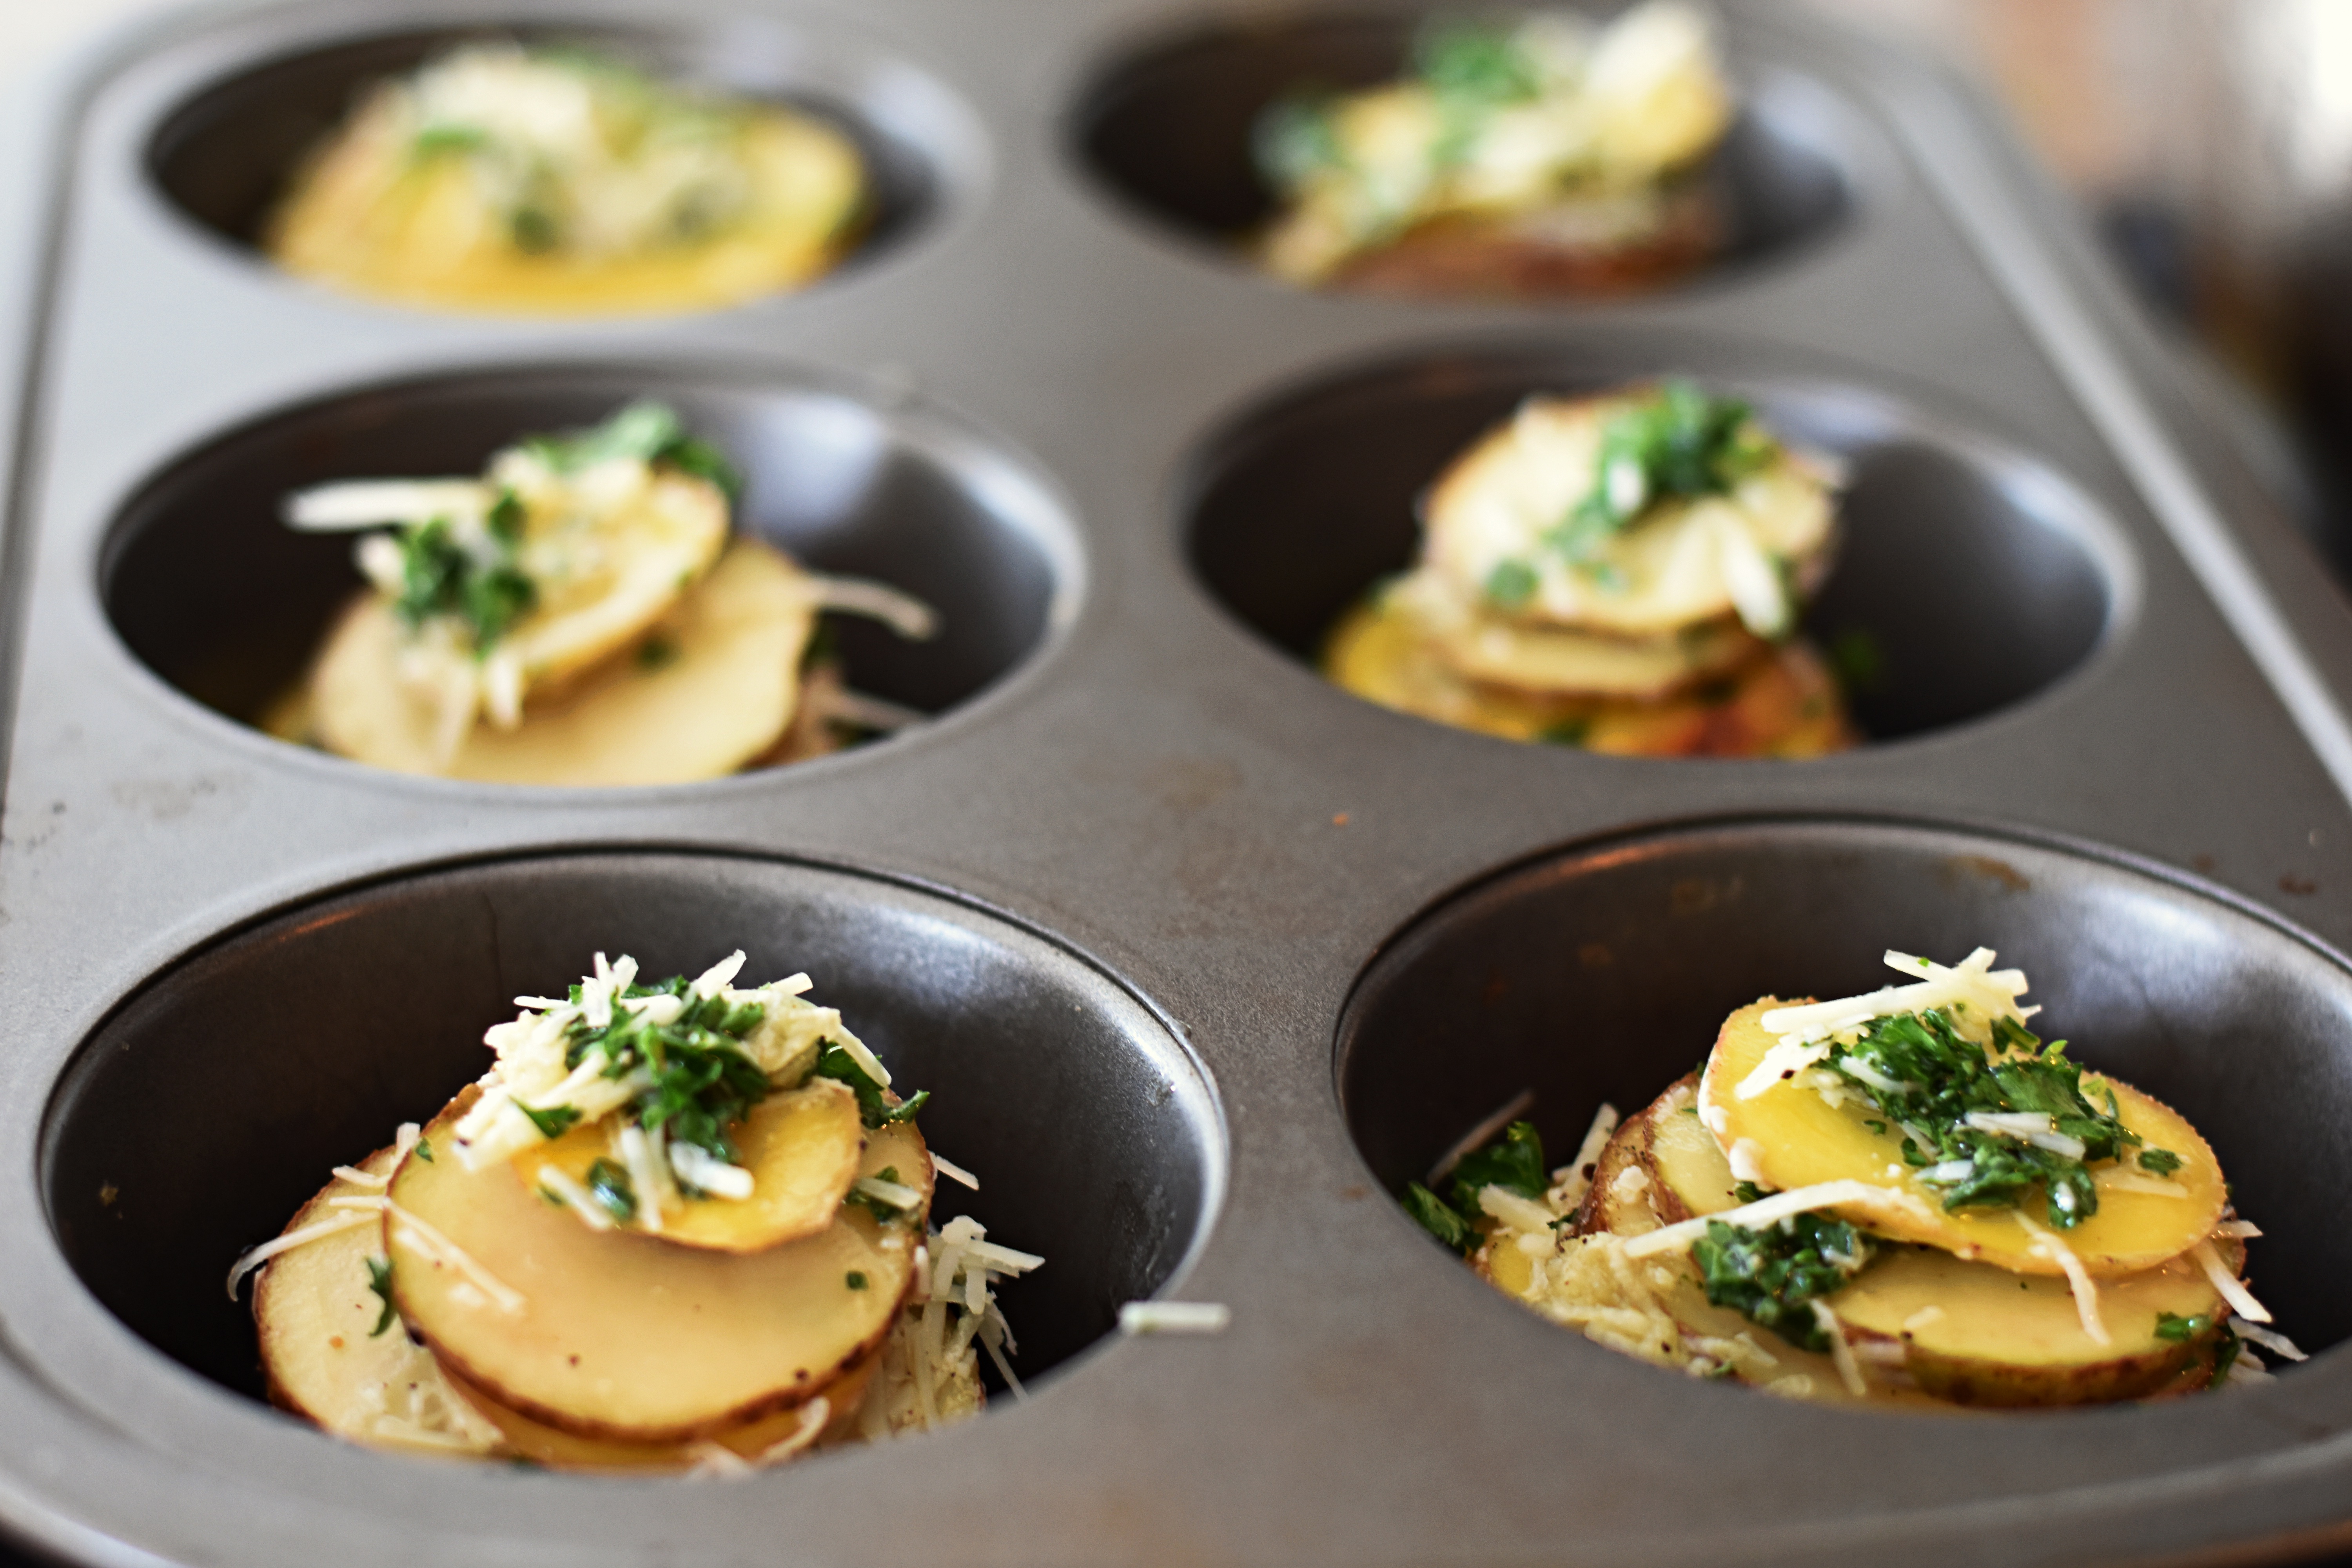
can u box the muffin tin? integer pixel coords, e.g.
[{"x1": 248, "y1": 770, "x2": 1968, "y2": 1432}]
[{"x1": 5, "y1": 0, "x2": 2352, "y2": 1563}]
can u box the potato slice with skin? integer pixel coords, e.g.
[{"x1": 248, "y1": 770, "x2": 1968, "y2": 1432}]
[
  {"x1": 388, "y1": 1090, "x2": 930, "y2": 1442},
  {"x1": 1571, "y1": 1081, "x2": 2230, "y2": 1410},
  {"x1": 1384, "y1": 570, "x2": 1764, "y2": 700},
  {"x1": 254, "y1": 1146, "x2": 502, "y2": 1457},
  {"x1": 270, "y1": 92, "x2": 864, "y2": 318},
  {"x1": 441, "y1": 1354, "x2": 876, "y2": 1471},
  {"x1": 1699, "y1": 999, "x2": 2227, "y2": 1276},
  {"x1": 1323, "y1": 593, "x2": 1853, "y2": 757},
  {"x1": 1829, "y1": 1243, "x2": 2233, "y2": 1407},
  {"x1": 312, "y1": 535, "x2": 818, "y2": 784},
  {"x1": 513, "y1": 1076, "x2": 865, "y2": 1252},
  {"x1": 1421, "y1": 394, "x2": 1838, "y2": 637},
  {"x1": 1629, "y1": 1074, "x2": 2236, "y2": 1405}
]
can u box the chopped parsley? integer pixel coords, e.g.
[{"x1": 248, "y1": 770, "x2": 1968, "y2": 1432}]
[
  {"x1": 1816, "y1": 1009, "x2": 2176, "y2": 1229},
  {"x1": 586, "y1": 1157, "x2": 637, "y2": 1223},
  {"x1": 1402, "y1": 1120, "x2": 1547, "y2": 1256},
  {"x1": 1485, "y1": 557, "x2": 1539, "y2": 609},
  {"x1": 563, "y1": 974, "x2": 776, "y2": 1166},
  {"x1": 523, "y1": 401, "x2": 741, "y2": 500},
  {"x1": 1252, "y1": 95, "x2": 1345, "y2": 191},
  {"x1": 1537, "y1": 717, "x2": 1591, "y2": 748},
  {"x1": 1403, "y1": 1180, "x2": 1479, "y2": 1255},
  {"x1": 2138, "y1": 1148, "x2": 2183, "y2": 1176},
  {"x1": 635, "y1": 633, "x2": 680, "y2": 671},
  {"x1": 1546, "y1": 381, "x2": 1778, "y2": 564},
  {"x1": 1448, "y1": 1120, "x2": 1546, "y2": 1208},
  {"x1": 414, "y1": 1138, "x2": 434, "y2": 1163},
  {"x1": 1826, "y1": 626, "x2": 1887, "y2": 693},
  {"x1": 2210, "y1": 1324, "x2": 2243, "y2": 1387},
  {"x1": 814, "y1": 1046, "x2": 929, "y2": 1131},
  {"x1": 1690, "y1": 1208, "x2": 1872, "y2": 1352},
  {"x1": 2154, "y1": 1310, "x2": 2211, "y2": 1343},
  {"x1": 1414, "y1": 18, "x2": 1543, "y2": 109},
  {"x1": 517, "y1": 1102, "x2": 582, "y2": 1141},
  {"x1": 846, "y1": 1271, "x2": 868, "y2": 1290},
  {"x1": 849, "y1": 1167, "x2": 908, "y2": 1221},
  {"x1": 365, "y1": 1256, "x2": 397, "y2": 1338},
  {"x1": 389, "y1": 506, "x2": 537, "y2": 652}
]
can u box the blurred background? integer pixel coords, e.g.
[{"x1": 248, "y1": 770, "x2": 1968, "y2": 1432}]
[
  {"x1": 6, "y1": 0, "x2": 2350, "y2": 567},
  {"x1": 1810, "y1": 0, "x2": 2352, "y2": 576}
]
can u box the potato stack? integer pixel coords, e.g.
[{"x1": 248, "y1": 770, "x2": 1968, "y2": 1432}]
[
  {"x1": 1325, "y1": 380, "x2": 1855, "y2": 757},
  {"x1": 274, "y1": 401, "x2": 931, "y2": 787},
  {"x1": 1437, "y1": 949, "x2": 2290, "y2": 1407},
  {"x1": 239, "y1": 953, "x2": 1034, "y2": 1468},
  {"x1": 269, "y1": 44, "x2": 867, "y2": 316},
  {"x1": 1255, "y1": 1, "x2": 1736, "y2": 294}
]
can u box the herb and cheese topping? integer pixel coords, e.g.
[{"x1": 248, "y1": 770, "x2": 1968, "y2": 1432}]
[
  {"x1": 232, "y1": 955, "x2": 1042, "y2": 1470},
  {"x1": 1323, "y1": 380, "x2": 1855, "y2": 759},
  {"x1": 1407, "y1": 947, "x2": 2297, "y2": 1408},
  {"x1": 1257, "y1": 1, "x2": 1733, "y2": 284},
  {"x1": 451, "y1": 949, "x2": 919, "y2": 1248},
  {"x1": 268, "y1": 45, "x2": 866, "y2": 315},
  {"x1": 280, "y1": 402, "x2": 937, "y2": 785},
  {"x1": 1423, "y1": 383, "x2": 1838, "y2": 640}
]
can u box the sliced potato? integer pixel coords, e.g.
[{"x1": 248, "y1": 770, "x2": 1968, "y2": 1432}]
[
  {"x1": 1638, "y1": 1075, "x2": 1741, "y2": 1223},
  {"x1": 312, "y1": 535, "x2": 819, "y2": 784},
  {"x1": 1324, "y1": 185, "x2": 1716, "y2": 300},
  {"x1": 1421, "y1": 393, "x2": 1838, "y2": 637},
  {"x1": 1385, "y1": 571, "x2": 1762, "y2": 700},
  {"x1": 270, "y1": 83, "x2": 864, "y2": 317},
  {"x1": 1323, "y1": 595, "x2": 1853, "y2": 758},
  {"x1": 254, "y1": 1146, "x2": 503, "y2": 1457},
  {"x1": 1826, "y1": 1242, "x2": 2232, "y2": 1407},
  {"x1": 1480, "y1": 1096, "x2": 1857, "y2": 1400},
  {"x1": 1624, "y1": 1074, "x2": 2235, "y2": 1406},
  {"x1": 1699, "y1": 999, "x2": 2227, "y2": 1275},
  {"x1": 388, "y1": 1091, "x2": 929, "y2": 1442},
  {"x1": 514, "y1": 1076, "x2": 866, "y2": 1252},
  {"x1": 494, "y1": 465, "x2": 731, "y2": 693},
  {"x1": 441, "y1": 1351, "x2": 877, "y2": 1471}
]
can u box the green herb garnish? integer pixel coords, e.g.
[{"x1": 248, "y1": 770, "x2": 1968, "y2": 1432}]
[
  {"x1": 415, "y1": 1138, "x2": 434, "y2": 1163},
  {"x1": 1414, "y1": 18, "x2": 1541, "y2": 109},
  {"x1": 1820, "y1": 1009, "x2": 2141, "y2": 1229},
  {"x1": 814, "y1": 1045, "x2": 929, "y2": 1131},
  {"x1": 635, "y1": 634, "x2": 679, "y2": 671},
  {"x1": 1547, "y1": 381, "x2": 1777, "y2": 563},
  {"x1": 1447, "y1": 1120, "x2": 1546, "y2": 1212},
  {"x1": 2155, "y1": 1311, "x2": 2211, "y2": 1343},
  {"x1": 586, "y1": 1157, "x2": 638, "y2": 1223},
  {"x1": 523, "y1": 401, "x2": 742, "y2": 499},
  {"x1": 1690, "y1": 1212, "x2": 1872, "y2": 1352},
  {"x1": 390, "y1": 512, "x2": 537, "y2": 652},
  {"x1": 365, "y1": 1256, "x2": 397, "y2": 1338},
  {"x1": 1485, "y1": 557, "x2": 1538, "y2": 608},
  {"x1": 846, "y1": 1271, "x2": 869, "y2": 1290},
  {"x1": 1403, "y1": 1180, "x2": 1479, "y2": 1255},
  {"x1": 2210, "y1": 1325, "x2": 2243, "y2": 1387},
  {"x1": 561, "y1": 975, "x2": 777, "y2": 1167},
  {"x1": 517, "y1": 1103, "x2": 582, "y2": 1141},
  {"x1": 2138, "y1": 1148, "x2": 2183, "y2": 1176}
]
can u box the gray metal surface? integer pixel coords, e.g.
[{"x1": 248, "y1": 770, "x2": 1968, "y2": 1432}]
[{"x1": 2, "y1": 0, "x2": 2352, "y2": 1564}]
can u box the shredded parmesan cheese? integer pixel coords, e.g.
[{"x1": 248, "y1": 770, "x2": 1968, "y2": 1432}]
[
  {"x1": 387, "y1": 1201, "x2": 526, "y2": 1314},
  {"x1": 1622, "y1": 1180, "x2": 1934, "y2": 1258},
  {"x1": 1809, "y1": 1301, "x2": 1866, "y2": 1397},
  {"x1": 2191, "y1": 1239, "x2": 2272, "y2": 1324},
  {"x1": 1545, "y1": 1103, "x2": 1620, "y2": 1211},
  {"x1": 930, "y1": 1152, "x2": 980, "y2": 1191},
  {"x1": 226, "y1": 1209, "x2": 379, "y2": 1299},
  {"x1": 1118, "y1": 1302, "x2": 1232, "y2": 1336},
  {"x1": 2232, "y1": 1318, "x2": 2307, "y2": 1362},
  {"x1": 1755, "y1": 947, "x2": 2036, "y2": 1051},
  {"x1": 2013, "y1": 1210, "x2": 2107, "y2": 1346}
]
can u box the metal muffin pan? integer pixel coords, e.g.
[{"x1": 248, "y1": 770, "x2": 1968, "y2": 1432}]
[{"x1": 5, "y1": 0, "x2": 2352, "y2": 1564}]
